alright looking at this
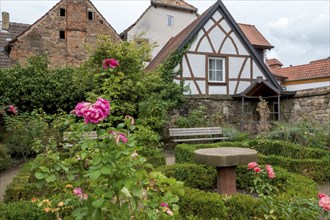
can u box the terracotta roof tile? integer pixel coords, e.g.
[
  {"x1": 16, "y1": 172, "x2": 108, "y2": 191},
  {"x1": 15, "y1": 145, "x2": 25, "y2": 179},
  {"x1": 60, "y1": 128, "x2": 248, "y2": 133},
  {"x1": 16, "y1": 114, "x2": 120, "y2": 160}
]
[
  {"x1": 272, "y1": 58, "x2": 330, "y2": 81},
  {"x1": 151, "y1": 0, "x2": 197, "y2": 12},
  {"x1": 0, "y1": 22, "x2": 30, "y2": 67},
  {"x1": 238, "y1": 23, "x2": 273, "y2": 49}
]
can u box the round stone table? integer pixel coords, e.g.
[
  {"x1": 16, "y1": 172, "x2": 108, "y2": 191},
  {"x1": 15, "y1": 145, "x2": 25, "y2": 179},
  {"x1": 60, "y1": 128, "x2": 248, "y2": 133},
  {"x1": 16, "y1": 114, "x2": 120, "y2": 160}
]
[{"x1": 195, "y1": 147, "x2": 258, "y2": 196}]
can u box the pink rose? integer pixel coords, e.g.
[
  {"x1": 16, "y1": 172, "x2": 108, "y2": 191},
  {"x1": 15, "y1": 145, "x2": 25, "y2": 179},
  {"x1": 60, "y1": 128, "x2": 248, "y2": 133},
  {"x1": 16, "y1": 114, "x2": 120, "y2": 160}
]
[
  {"x1": 319, "y1": 195, "x2": 330, "y2": 211},
  {"x1": 125, "y1": 115, "x2": 135, "y2": 125},
  {"x1": 254, "y1": 167, "x2": 261, "y2": 173},
  {"x1": 103, "y1": 58, "x2": 119, "y2": 69},
  {"x1": 265, "y1": 164, "x2": 275, "y2": 179},
  {"x1": 248, "y1": 162, "x2": 258, "y2": 170},
  {"x1": 94, "y1": 97, "x2": 110, "y2": 116},
  {"x1": 74, "y1": 102, "x2": 91, "y2": 117},
  {"x1": 73, "y1": 187, "x2": 83, "y2": 196},
  {"x1": 83, "y1": 107, "x2": 106, "y2": 124},
  {"x1": 161, "y1": 202, "x2": 169, "y2": 208},
  {"x1": 319, "y1": 193, "x2": 327, "y2": 199},
  {"x1": 110, "y1": 131, "x2": 128, "y2": 144},
  {"x1": 73, "y1": 98, "x2": 110, "y2": 124},
  {"x1": 7, "y1": 105, "x2": 18, "y2": 114}
]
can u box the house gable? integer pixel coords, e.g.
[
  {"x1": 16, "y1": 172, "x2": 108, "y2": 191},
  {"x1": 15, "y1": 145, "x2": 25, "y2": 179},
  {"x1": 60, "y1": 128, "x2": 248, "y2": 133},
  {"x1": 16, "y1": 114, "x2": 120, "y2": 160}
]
[
  {"x1": 148, "y1": 0, "x2": 282, "y2": 96},
  {"x1": 5, "y1": 0, "x2": 121, "y2": 67},
  {"x1": 120, "y1": 0, "x2": 198, "y2": 60}
]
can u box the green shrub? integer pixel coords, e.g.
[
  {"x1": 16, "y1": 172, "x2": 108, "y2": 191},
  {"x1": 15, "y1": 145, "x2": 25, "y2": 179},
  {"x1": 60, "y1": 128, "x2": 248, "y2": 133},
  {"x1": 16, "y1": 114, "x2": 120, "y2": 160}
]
[
  {"x1": 224, "y1": 193, "x2": 261, "y2": 219},
  {"x1": 175, "y1": 141, "x2": 330, "y2": 181},
  {"x1": 157, "y1": 163, "x2": 217, "y2": 190},
  {"x1": 0, "y1": 144, "x2": 10, "y2": 170},
  {"x1": 3, "y1": 162, "x2": 54, "y2": 202},
  {"x1": 222, "y1": 125, "x2": 249, "y2": 141},
  {"x1": 174, "y1": 106, "x2": 209, "y2": 128},
  {"x1": 0, "y1": 56, "x2": 87, "y2": 114},
  {"x1": 258, "y1": 154, "x2": 330, "y2": 181},
  {"x1": 178, "y1": 187, "x2": 227, "y2": 219},
  {"x1": 267, "y1": 119, "x2": 329, "y2": 149},
  {"x1": 0, "y1": 201, "x2": 53, "y2": 220},
  {"x1": 247, "y1": 138, "x2": 330, "y2": 159}
]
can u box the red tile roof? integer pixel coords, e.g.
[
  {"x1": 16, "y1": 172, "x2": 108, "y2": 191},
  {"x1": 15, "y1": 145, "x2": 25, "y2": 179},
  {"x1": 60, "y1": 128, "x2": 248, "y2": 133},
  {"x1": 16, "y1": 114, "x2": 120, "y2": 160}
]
[
  {"x1": 271, "y1": 58, "x2": 330, "y2": 81},
  {"x1": 238, "y1": 23, "x2": 273, "y2": 49},
  {"x1": 0, "y1": 22, "x2": 29, "y2": 67},
  {"x1": 151, "y1": 0, "x2": 197, "y2": 12}
]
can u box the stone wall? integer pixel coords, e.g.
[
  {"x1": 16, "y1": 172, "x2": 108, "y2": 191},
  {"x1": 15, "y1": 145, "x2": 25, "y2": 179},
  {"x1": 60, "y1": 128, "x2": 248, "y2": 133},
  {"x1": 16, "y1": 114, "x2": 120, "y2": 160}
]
[
  {"x1": 282, "y1": 86, "x2": 330, "y2": 123},
  {"x1": 9, "y1": 0, "x2": 121, "y2": 68},
  {"x1": 171, "y1": 86, "x2": 330, "y2": 133}
]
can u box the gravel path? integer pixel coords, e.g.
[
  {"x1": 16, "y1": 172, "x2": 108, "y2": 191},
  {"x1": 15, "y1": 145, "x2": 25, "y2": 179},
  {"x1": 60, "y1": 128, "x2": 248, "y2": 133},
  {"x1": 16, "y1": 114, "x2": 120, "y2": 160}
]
[{"x1": 0, "y1": 165, "x2": 21, "y2": 201}]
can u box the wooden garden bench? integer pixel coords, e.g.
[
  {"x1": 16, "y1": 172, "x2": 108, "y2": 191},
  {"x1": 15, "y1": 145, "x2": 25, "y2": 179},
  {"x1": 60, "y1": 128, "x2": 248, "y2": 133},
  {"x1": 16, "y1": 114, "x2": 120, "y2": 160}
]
[
  {"x1": 63, "y1": 131, "x2": 98, "y2": 141},
  {"x1": 169, "y1": 127, "x2": 229, "y2": 143}
]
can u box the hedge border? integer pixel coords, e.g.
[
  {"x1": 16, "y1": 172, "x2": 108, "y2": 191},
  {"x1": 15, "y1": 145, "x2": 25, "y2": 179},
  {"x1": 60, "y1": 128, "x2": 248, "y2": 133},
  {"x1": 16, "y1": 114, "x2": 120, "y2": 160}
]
[{"x1": 175, "y1": 141, "x2": 330, "y2": 181}]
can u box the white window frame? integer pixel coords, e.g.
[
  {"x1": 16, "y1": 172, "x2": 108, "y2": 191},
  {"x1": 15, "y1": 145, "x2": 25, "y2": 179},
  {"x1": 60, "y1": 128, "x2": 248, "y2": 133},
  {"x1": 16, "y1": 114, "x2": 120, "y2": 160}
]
[
  {"x1": 208, "y1": 57, "x2": 225, "y2": 82},
  {"x1": 167, "y1": 15, "x2": 174, "y2": 26}
]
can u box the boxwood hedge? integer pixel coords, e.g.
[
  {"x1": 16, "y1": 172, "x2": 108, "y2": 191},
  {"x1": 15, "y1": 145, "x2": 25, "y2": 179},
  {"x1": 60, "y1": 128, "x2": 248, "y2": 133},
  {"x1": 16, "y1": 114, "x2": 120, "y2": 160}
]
[{"x1": 174, "y1": 141, "x2": 330, "y2": 181}]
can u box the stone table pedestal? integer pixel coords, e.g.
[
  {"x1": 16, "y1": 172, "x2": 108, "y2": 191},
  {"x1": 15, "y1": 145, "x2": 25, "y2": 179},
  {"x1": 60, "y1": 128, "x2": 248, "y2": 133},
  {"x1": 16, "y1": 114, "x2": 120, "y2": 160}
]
[{"x1": 195, "y1": 147, "x2": 258, "y2": 195}]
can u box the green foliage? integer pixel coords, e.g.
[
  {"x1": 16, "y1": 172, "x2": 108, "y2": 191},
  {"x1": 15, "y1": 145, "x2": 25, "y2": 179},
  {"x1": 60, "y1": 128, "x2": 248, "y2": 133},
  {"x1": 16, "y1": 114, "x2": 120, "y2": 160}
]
[
  {"x1": 267, "y1": 118, "x2": 329, "y2": 149},
  {"x1": 175, "y1": 140, "x2": 330, "y2": 181},
  {"x1": 3, "y1": 162, "x2": 53, "y2": 202},
  {"x1": 221, "y1": 125, "x2": 249, "y2": 141},
  {"x1": 224, "y1": 194, "x2": 261, "y2": 220},
  {"x1": 157, "y1": 163, "x2": 217, "y2": 190},
  {"x1": 0, "y1": 56, "x2": 87, "y2": 114},
  {"x1": 258, "y1": 154, "x2": 330, "y2": 181},
  {"x1": 3, "y1": 110, "x2": 63, "y2": 161},
  {"x1": 0, "y1": 144, "x2": 10, "y2": 170},
  {"x1": 28, "y1": 107, "x2": 183, "y2": 219},
  {"x1": 86, "y1": 37, "x2": 185, "y2": 133},
  {"x1": 174, "y1": 106, "x2": 209, "y2": 128},
  {"x1": 178, "y1": 187, "x2": 228, "y2": 220},
  {"x1": 0, "y1": 201, "x2": 53, "y2": 220}
]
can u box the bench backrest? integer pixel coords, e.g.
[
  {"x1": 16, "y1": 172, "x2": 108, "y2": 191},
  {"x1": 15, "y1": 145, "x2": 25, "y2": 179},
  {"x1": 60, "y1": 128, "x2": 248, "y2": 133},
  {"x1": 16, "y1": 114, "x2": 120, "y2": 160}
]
[{"x1": 169, "y1": 127, "x2": 223, "y2": 137}]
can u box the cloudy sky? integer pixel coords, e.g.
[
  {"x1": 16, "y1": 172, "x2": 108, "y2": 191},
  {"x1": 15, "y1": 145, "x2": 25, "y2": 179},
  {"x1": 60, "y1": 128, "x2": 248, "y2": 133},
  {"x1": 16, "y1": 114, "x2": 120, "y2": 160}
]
[{"x1": 1, "y1": 0, "x2": 329, "y2": 67}]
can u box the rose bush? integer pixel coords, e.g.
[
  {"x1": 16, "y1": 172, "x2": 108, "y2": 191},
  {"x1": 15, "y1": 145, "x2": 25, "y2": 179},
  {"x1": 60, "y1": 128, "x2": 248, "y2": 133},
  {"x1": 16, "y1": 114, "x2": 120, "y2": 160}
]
[
  {"x1": 31, "y1": 60, "x2": 183, "y2": 219},
  {"x1": 247, "y1": 162, "x2": 328, "y2": 219}
]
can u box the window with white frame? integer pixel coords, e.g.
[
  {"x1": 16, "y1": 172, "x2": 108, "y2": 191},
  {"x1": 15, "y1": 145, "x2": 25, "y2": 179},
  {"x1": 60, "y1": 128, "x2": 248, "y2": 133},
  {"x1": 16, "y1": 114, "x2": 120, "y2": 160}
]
[
  {"x1": 208, "y1": 57, "x2": 225, "y2": 82},
  {"x1": 167, "y1": 15, "x2": 174, "y2": 26}
]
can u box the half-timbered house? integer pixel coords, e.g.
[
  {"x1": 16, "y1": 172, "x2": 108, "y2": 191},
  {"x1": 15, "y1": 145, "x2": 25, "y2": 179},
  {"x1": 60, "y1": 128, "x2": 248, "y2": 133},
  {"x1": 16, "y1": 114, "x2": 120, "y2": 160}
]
[{"x1": 148, "y1": 0, "x2": 296, "y2": 130}]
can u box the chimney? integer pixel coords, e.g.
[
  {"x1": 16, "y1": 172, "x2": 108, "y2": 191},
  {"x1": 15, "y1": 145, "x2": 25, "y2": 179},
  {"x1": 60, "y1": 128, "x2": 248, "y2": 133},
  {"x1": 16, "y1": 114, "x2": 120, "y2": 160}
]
[{"x1": 2, "y1": 12, "x2": 9, "y2": 30}]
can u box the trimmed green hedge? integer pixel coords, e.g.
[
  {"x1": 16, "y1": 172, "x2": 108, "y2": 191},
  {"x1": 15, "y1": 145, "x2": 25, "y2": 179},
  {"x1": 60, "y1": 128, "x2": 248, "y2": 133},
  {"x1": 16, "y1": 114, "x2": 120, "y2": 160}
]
[
  {"x1": 158, "y1": 164, "x2": 318, "y2": 200},
  {"x1": 178, "y1": 187, "x2": 228, "y2": 219},
  {"x1": 0, "y1": 144, "x2": 10, "y2": 171},
  {"x1": 0, "y1": 201, "x2": 53, "y2": 220},
  {"x1": 158, "y1": 163, "x2": 319, "y2": 219},
  {"x1": 157, "y1": 163, "x2": 216, "y2": 190},
  {"x1": 175, "y1": 141, "x2": 330, "y2": 181},
  {"x1": 3, "y1": 162, "x2": 54, "y2": 203}
]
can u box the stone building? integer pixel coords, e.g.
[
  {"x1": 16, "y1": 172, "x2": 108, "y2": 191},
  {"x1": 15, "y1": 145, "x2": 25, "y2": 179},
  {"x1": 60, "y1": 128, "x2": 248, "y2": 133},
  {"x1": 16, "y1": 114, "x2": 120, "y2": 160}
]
[
  {"x1": 0, "y1": 12, "x2": 29, "y2": 68},
  {"x1": 4, "y1": 0, "x2": 121, "y2": 68}
]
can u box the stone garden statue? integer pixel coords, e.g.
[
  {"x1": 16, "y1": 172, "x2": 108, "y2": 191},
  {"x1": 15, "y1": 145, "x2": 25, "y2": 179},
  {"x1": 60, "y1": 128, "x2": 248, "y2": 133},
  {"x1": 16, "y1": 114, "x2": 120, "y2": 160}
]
[{"x1": 256, "y1": 96, "x2": 271, "y2": 134}]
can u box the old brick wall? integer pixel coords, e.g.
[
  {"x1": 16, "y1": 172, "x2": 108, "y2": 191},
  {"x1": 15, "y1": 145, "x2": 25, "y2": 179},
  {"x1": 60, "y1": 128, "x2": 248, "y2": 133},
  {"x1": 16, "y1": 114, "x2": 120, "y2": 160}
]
[{"x1": 9, "y1": 0, "x2": 121, "y2": 67}]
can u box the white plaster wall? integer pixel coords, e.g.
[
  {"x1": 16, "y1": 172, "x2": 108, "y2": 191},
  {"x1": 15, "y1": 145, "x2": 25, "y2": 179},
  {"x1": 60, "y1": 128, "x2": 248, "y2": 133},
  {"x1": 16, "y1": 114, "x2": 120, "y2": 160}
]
[
  {"x1": 236, "y1": 81, "x2": 251, "y2": 94},
  {"x1": 127, "y1": 6, "x2": 197, "y2": 59},
  {"x1": 221, "y1": 37, "x2": 236, "y2": 54},
  {"x1": 228, "y1": 57, "x2": 245, "y2": 77},
  {"x1": 209, "y1": 25, "x2": 226, "y2": 52},
  {"x1": 209, "y1": 85, "x2": 227, "y2": 94},
  {"x1": 285, "y1": 82, "x2": 330, "y2": 91},
  {"x1": 231, "y1": 34, "x2": 248, "y2": 55},
  {"x1": 187, "y1": 54, "x2": 205, "y2": 77},
  {"x1": 252, "y1": 61, "x2": 264, "y2": 79}
]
